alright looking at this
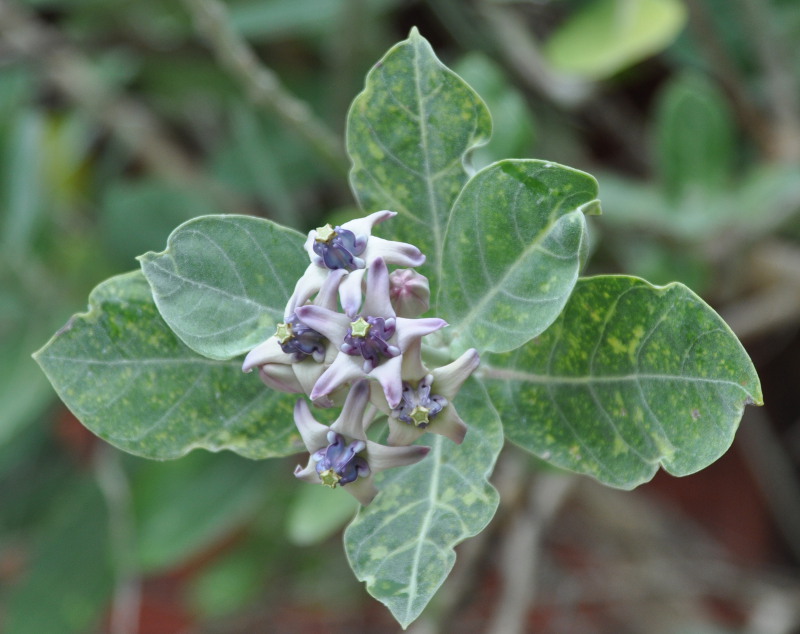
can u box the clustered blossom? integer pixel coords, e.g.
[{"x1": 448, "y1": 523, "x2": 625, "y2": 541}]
[{"x1": 243, "y1": 211, "x2": 479, "y2": 505}]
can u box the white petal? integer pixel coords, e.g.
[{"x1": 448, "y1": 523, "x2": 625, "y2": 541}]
[
  {"x1": 431, "y1": 348, "x2": 480, "y2": 399},
  {"x1": 293, "y1": 399, "x2": 330, "y2": 452},
  {"x1": 295, "y1": 305, "x2": 350, "y2": 342},
  {"x1": 294, "y1": 460, "x2": 322, "y2": 484},
  {"x1": 369, "y1": 355, "x2": 403, "y2": 408},
  {"x1": 242, "y1": 337, "x2": 291, "y2": 372},
  {"x1": 309, "y1": 353, "x2": 364, "y2": 401},
  {"x1": 331, "y1": 379, "x2": 371, "y2": 440},
  {"x1": 286, "y1": 265, "x2": 327, "y2": 317},
  {"x1": 364, "y1": 235, "x2": 425, "y2": 268},
  {"x1": 364, "y1": 440, "x2": 430, "y2": 471},
  {"x1": 257, "y1": 365, "x2": 303, "y2": 393},
  {"x1": 341, "y1": 210, "x2": 395, "y2": 237},
  {"x1": 343, "y1": 476, "x2": 379, "y2": 505},
  {"x1": 339, "y1": 269, "x2": 366, "y2": 317},
  {"x1": 395, "y1": 317, "x2": 447, "y2": 351},
  {"x1": 386, "y1": 418, "x2": 425, "y2": 446},
  {"x1": 362, "y1": 257, "x2": 395, "y2": 318}
]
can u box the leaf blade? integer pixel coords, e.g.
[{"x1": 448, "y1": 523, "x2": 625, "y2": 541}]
[
  {"x1": 33, "y1": 271, "x2": 301, "y2": 460},
  {"x1": 482, "y1": 275, "x2": 762, "y2": 489},
  {"x1": 346, "y1": 28, "x2": 492, "y2": 288},
  {"x1": 344, "y1": 378, "x2": 502, "y2": 628},
  {"x1": 139, "y1": 214, "x2": 308, "y2": 360},
  {"x1": 439, "y1": 159, "x2": 600, "y2": 354}
]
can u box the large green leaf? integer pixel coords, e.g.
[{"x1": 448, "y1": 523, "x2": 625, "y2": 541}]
[
  {"x1": 139, "y1": 214, "x2": 307, "y2": 360},
  {"x1": 33, "y1": 271, "x2": 301, "y2": 460},
  {"x1": 438, "y1": 159, "x2": 600, "y2": 354},
  {"x1": 482, "y1": 275, "x2": 762, "y2": 489},
  {"x1": 347, "y1": 28, "x2": 492, "y2": 287},
  {"x1": 543, "y1": 0, "x2": 687, "y2": 79},
  {"x1": 344, "y1": 378, "x2": 502, "y2": 628},
  {"x1": 655, "y1": 73, "x2": 735, "y2": 199}
]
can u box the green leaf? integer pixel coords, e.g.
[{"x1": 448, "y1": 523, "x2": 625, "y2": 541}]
[
  {"x1": 543, "y1": 0, "x2": 687, "y2": 79},
  {"x1": 344, "y1": 378, "x2": 502, "y2": 628},
  {"x1": 347, "y1": 28, "x2": 492, "y2": 288},
  {"x1": 33, "y1": 270, "x2": 302, "y2": 460},
  {"x1": 2, "y1": 477, "x2": 113, "y2": 634},
  {"x1": 139, "y1": 214, "x2": 308, "y2": 360},
  {"x1": 132, "y1": 451, "x2": 273, "y2": 572},
  {"x1": 438, "y1": 159, "x2": 600, "y2": 355},
  {"x1": 655, "y1": 73, "x2": 735, "y2": 199},
  {"x1": 482, "y1": 275, "x2": 762, "y2": 489}
]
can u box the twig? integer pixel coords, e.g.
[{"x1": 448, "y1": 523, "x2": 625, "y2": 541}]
[
  {"x1": 0, "y1": 1, "x2": 255, "y2": 216},
  {"x1": 180, "y1": 0, "x2": 348, "y2": 177},
  {"x1": 93, "y1": 446, "x2": 140, "y2": 634},
  {"x1": 486, "y1": 466, "x2": 575, "y2": 634},
  {"x1": 739, "y1": 0, "x2": 800, "y2": 162}
]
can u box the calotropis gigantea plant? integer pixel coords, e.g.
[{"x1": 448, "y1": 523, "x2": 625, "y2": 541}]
[{"x1": 34, "y1": 29, "x2": 762, "y2": 628}]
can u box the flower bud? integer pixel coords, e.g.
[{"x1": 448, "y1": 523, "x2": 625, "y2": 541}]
[{"x1": 389, "y1": 269, "x2": 430, "y2": 318}]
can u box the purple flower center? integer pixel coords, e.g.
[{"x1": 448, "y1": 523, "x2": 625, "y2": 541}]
[
  {"x1": 341, "y1": 316, "x2": 400, "y2": 371},
  {"x1": 275, "y1": 314, "x2": 326, "y2": 362},
  {"x1": 393, "y1": 375, "x2": 447, "y2": 428},
  {"x1": 312, "y1": 224, "x2": 366, "y2": 271},
  {"x1": 312, "y1": 431, "x2": 370, "y2": 487}
]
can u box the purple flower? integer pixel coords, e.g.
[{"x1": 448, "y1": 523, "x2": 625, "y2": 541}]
[
  {"x1": 389, "y1": 268, "x2": 430, "y2": 318},
  {"x1": 295, "y1": 258, "x2": 446, "y2": 409},
  {"x1": 242, "y1": 269, "x2": 346, "y2": 407},
  {"x1": 372, "y1": 340, "x2": 480, "y2": 446},
  {"x1": 293, "y1": 380, "x2": 430, "y2": 505},
  {"x1": 287, "y1": 211, "x2": 425, "y2": 317}
]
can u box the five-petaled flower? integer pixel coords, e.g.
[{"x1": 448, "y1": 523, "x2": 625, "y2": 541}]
[
  {"x1": 295, "y1": 258, "x2": 446, "y2": 409},
  {"x1": 287, "y1": 210, "x2": 425, "y2": 317},
  {"x1": 293, "y1": 380, "x2": 430, "y2": 505}
]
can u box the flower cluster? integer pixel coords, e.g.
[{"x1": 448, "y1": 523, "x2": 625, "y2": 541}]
[{"x1": 243, "y1": 212, "x2": 479, "y2": 505}]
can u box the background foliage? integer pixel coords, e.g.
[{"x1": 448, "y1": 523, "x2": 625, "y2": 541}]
[{"x1": 2, "y1": 0, "x2": 800, "y2": 632}]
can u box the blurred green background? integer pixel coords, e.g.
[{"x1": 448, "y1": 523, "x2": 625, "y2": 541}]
[{"x1": 2, "y1": 0, "x2": 800, "y2": 632}]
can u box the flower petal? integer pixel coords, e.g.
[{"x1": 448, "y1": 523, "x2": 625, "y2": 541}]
[
  {"x1": 339, "y1": 268, "x2": 366, "y2": 318},
  {"x1": 343, "y1": 476, "x2": 379, "y2": 505},
  {"x1": 364, "y1": 440, "x2": 430, "y2": 471},
  {"x1": 369, "y1": 355, "x2": 403, "y2": 408},
  {"x1": 362, "y1": 257, "x2": 394, "y2": 318},
  {"x1": 309, "y1": 353, "x2": 364, "y2": 401},
  {"x1": 286, "y1": 265, "x2": 327, "y2": 317},
  {"x1": 315, "y1": 267, "x2": 347, "y2": 311},
  {"x1": 242, "y1": 337, "x2": 291, "y2": 372},
  {"x1": 341, "y1": 209, "x2": 395, "y2": 237},
  {"x1": 431, "y1": 348, "x2": 480, "y2": 399},
  {"x1": 365, "y1": 235, "x2": 425, "y2": 268},
  {"x1": 295, "y1": 305, "x2": 350, "y2": 342},
  {"x1": 386, "y1": 418, "x2": 425, "y2": 446},
  {"x1": 257, "y1": 365, "x2": 303, "y2": 393},
  {"x1": 331, "y1": 379, "x2": 371, "y2": 440},
  {"x1": 428, "y1": 407, "x2": 468, "y2": 444},
  {"x1": 395, "y1": 317, "x2": 447, "y2": 351},
  {"x1": 293, "y1": 399, "x2": 330, "y2": 452},
  {"x1": 294, "y1": 460, "x2": 322, "y2": 484}
]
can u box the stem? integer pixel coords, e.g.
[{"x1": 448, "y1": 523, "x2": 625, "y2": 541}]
[
  {"x1": 180, "y1": 0, "x2": 348, "y2": 177},
  {"x1": 93, "y1": 446, "x2": 140, "y2": 634}
]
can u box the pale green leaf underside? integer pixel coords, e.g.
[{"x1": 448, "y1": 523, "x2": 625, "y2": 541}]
[
  {"x1": 344, "y1": 379, "x2": 502, "y2": 628},
  {"x1": 543, "y1": 0, "x2": 687, "y2": 79},
  {"x1": 347, "y1": 28, "x2": 492, "y2": 289},
  {"x1": 33, "y1": 271, "x2": 302, "y2": 460},
  {"x1": 139, "y1": 214, "x2": 307, "y2": 361},
  {"x1": 439, "y1": 159, "x2": 600, "y2": 355},
  {"x1": 482, "y1": 275, "x2": 762, "y2": 489}
]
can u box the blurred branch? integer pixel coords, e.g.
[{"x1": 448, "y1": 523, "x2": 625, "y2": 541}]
[
  {"x1": 738, "y1": 408, "x2": 800, "y2": 566},
  {"x1": 94, "y1": 446, "x2": 140, "y2": 634},
  {"x1": 0, "y1": 1, "x2": 255, "y2": 215},
  {"x1": 486, "y1": 467, "x2": 574, "y2": 634},
  {"x1": 684, "y1": 0, "x2": 775, "y2": 159},
  {"x1": 180, "y1": 0, "x2": 348, "y2": 177},
  {"x1": 739, "y1": 0, "x2": 800, "y2": 162}
]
